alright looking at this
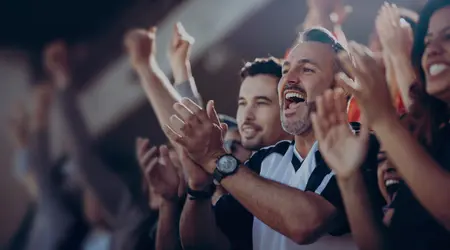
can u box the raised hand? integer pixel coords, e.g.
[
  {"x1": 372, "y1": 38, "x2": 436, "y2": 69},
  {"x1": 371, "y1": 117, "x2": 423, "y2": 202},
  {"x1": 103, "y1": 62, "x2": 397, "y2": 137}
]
[
  {"x1": 136, "y1": 138, "x2": 180, "y2": 204},
  {"x1": 43, "y1": 41, "x2": 70, "y2": 89},
  {"x1": 168, "y1": 22, "x2": 194, "y2": 84},
  {"x1": 163, "y1": 98, "x2": 226, "y2": 173},
  {"x1": 375, "y1": 3, "x2": 413, "y2": 57},
  {"x1": 311, "y1": 88, "x2": 370, "y2": 180},
  {"x1": 330, "y1": 1, "x2": 352, "y2": 26},
  {"x1": 337, "y1": 41, "x2": 397, "y2": 127},
  {"x1": 124, "y1": 27, "x2": 157, "y2": 69}
]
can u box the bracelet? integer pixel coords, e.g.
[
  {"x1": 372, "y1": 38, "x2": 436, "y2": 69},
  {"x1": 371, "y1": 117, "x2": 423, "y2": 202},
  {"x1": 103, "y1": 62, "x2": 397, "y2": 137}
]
[{"x1": 187, "y1": 185, "x2": 215, "y2": 200}]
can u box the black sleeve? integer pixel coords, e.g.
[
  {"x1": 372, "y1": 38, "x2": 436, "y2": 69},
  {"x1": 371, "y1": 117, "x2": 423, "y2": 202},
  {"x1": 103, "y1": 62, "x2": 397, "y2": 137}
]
[
  {"x1": 214, "y1": 194, "x2": 253, "y2": 250},
  {"x1": 244, "y1": 151, "x2": 265, "y2": 174}
]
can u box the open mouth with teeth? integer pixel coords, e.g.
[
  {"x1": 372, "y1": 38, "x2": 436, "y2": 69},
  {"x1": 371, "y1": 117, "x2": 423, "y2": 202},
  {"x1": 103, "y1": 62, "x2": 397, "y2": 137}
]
[
  {"x1": 429, "y1": 64, "x2": 449, "y2": 77},
  {"x1": 284, "y1": 91, "x2": 306, "y2": 110},
  {"x1": 385, "y1": 179, "x2": 401, "y2": 198}
]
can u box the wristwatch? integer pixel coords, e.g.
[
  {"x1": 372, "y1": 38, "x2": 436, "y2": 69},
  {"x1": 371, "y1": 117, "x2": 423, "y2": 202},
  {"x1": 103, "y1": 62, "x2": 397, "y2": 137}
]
[{"x1": 213, "y1": 154, "x2": 240, "y2": 184}]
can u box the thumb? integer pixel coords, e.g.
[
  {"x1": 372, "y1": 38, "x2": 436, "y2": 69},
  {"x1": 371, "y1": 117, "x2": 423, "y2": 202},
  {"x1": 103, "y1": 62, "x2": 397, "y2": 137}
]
[
  {"x1": 206, "y1": 100, "x2": 220, "y2": 124},
  {"x1": 335, "y1": 72, "x2": 358, "y2": 98},
  {"x1": 159, "y1": 145, "x2": 170, "y2": 165},
  {"x1": 220, "y1": 122, "x2": 228, "y2": 138},
  {"x1": 171, "y1": 23, "x2": 181, "y2": 48}
]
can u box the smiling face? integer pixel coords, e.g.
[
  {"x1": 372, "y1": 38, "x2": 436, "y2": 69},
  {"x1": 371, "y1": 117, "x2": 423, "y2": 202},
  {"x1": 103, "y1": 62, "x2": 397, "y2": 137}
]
[
  {"x1": 377, "y1": 150, "x2": 401, "y2": 203},
  {"x1": 237, "y1": 74, "x2": 289, "y2": 150},
  {"x1": 278, "y1": 42, "x2": 337, "y2": 135},
  {"x1": 421, "y1": 6, "x2": 450, "y2": 103}
]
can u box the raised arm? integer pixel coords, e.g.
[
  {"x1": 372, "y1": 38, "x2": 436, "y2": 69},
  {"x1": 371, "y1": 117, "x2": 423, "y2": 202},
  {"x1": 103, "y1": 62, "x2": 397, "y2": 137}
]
[
  {"x1": 166, "y1": 99, "x2": 344, "y2": 245},
  {"x1": 303, "y1": 0, "x2": 335, "y2": 31},
  {"x1": 27, "y1": 84, "x2": 54, "y2": 195},
  {"x1": 338, "y1": 41, "x2": 450, "y2": 232},
  {"x1": 376, "y1": 3, "x2": 416, "y2": 111},
  {"x1": 125, "y1": 28, "x2": 183, "y2": 133},
  {"x1": 24, "y1": 82, "x2": 85, "y2": 250},
  {"x1": 44, "y1": 41, "x2": 134, "y2": 226},
  {"x1": 311, "y1": 88, "x2": 390, "y2": 250},
  {"x1": 168, "y1": 22, "x2": 203, "y2": 106}
]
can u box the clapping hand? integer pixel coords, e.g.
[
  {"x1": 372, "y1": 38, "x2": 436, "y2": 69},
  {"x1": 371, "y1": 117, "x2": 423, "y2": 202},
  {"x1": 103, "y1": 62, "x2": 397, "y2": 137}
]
[
  {"x1": 163, "y1": 98, "x2": 227, "y2": 175},
  {"x1": 337, "y1": 41, "x2": 397, "y2": 127},
  {"x1": 136, "y1": 138, "x2": 180, "y2": 206},
  {"x1": 311, "y1": 88, "x2": 370, "y2": 180},
  {"x1": 375, "y1": 3, "x2": 413, "y2": 57}
]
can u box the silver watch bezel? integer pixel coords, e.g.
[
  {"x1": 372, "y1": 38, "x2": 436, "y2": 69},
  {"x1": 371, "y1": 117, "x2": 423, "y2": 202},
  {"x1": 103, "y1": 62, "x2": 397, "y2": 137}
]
[{"x1": 217, "y1": 155, "x2": 238, "y2": 174}]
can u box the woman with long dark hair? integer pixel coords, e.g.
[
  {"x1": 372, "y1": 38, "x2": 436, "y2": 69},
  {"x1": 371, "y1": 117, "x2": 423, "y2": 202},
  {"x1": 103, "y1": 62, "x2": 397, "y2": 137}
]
[{"x1": 310, "y1": 0, "x2": 450, "y2": 249}]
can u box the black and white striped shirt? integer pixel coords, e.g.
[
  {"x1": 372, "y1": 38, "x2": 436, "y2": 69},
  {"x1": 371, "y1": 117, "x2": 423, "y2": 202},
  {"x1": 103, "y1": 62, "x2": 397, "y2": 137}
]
[{"x1": 215, "y1": 131, "x2": 382, "y2": 250}]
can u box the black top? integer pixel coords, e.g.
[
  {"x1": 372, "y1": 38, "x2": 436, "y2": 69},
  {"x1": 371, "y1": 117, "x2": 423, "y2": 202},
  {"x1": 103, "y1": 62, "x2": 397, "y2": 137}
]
[
  {"x1": 388, "y1": 125, "x2": 450, "y2": 250},
  {"x1": 214, "y1": 124, "x2": 382, "y2": 250}
]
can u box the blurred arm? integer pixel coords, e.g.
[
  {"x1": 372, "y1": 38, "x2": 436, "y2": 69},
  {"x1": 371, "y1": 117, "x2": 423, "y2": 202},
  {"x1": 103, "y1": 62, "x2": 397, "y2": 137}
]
[
  {"x1": 180, "y1": 199, "x2": 231, "y2": 250},
  {"x1": 337, "y1": 172, "x2": 391, "y2": 250},
  {"x1": 155, "y1": 201, "x2": 183, "y2": 250},
  {"x1": 56, "y1": 86, "x2": 135, "y2": 226}
]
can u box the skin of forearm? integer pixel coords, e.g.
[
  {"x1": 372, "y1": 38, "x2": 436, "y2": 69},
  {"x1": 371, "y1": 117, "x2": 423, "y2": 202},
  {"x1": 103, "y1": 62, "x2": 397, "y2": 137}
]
[
  {"x1": 390, "y1": 55, "x2": 415, "y2": 110},
  {"x1": 135, "y1": 63, "x2": 183, "y2": 134},
  {"x1": 220, "y1": 166, "x2": 335, "y2": 244},
  {"x1": 337, "y1": 172, "x2": 390, "y2": 250},
  {"x1": 171, "y1": 61, "x2": 191, "y2": 85},
  {"x1": 179, "y1": 199, "x2": 230, "y2": 250},
  {"x1": 28, "y1": 128, "x2": 52, "y2": 189},
  {"x1": 156, "y1": 201, "x2": 182, "y2": 250},
  {"x1": 373, "y1": 118, "x2": 450, "y2": 231}
]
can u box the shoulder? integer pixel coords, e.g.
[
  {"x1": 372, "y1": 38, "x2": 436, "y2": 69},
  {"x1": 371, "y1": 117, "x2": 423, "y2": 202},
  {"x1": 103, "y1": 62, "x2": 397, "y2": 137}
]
[{"x1": 244, "y1": 140, "x2": 293, "y2": 172}]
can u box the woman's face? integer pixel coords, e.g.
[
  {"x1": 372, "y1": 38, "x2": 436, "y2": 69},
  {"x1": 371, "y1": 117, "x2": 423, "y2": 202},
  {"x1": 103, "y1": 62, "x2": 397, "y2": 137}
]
[
  {"x1": 377, "y1": 150, "x2": 401, "y2": 204},
  {"x1": 421, "y1": 6, "x2": 450, "y2": 103}
]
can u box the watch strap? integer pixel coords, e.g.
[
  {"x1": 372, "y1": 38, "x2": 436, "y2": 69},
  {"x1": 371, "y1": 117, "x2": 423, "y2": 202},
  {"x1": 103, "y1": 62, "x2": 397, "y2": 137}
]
[{"x1": 213, "y1": 168, "x2": 225, "y2": 183}]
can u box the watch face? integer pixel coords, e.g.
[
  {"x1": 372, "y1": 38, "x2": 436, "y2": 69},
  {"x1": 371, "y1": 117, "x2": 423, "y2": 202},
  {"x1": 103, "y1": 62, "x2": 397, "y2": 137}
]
[{"x1": 217, "y1": 155, "x2": 238, "y2": 174}]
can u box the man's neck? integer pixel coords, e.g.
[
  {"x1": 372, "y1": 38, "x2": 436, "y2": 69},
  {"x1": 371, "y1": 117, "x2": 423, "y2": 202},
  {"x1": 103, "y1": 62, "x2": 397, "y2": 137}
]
[{"x1": 294, "y1": 129, "x2": 316, "y2": 159}]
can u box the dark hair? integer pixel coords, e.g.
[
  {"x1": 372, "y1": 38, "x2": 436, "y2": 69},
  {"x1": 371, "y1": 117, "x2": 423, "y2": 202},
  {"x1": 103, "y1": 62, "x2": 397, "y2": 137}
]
[
  {"x1": 409, "y1": 0, "x2": 450, "y2": 152},
  {"x1": 402, "y1": 15, "x2": 417, "y2": 32},
  {"x1": 297, "y1": 27, "x2": 346, "y2": 54},
  {"x1": 240, "y1": 57, "x2": 282, "y2": 80}
]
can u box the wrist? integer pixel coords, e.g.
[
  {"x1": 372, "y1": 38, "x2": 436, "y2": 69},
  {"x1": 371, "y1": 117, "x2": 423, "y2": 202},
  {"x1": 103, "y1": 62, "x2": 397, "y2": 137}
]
[
  {"x1": 204, "y1": 149, "x2": 227, "y2": 174},
  {"x1": 171, "y1": 62, "x2": 190, "y2": 85},
  {"x1": 336, "y1": 170, "x2": 364, "y2": 189},
  {"x1": 159, "y1": 198, "x2": 180, "y2": 209},
  {"x1": 371, "y1": 110, "x2": 398, "y2": 132},
  {"x1": 188, "y1": 179, "x2": 213, "y2": 191}
]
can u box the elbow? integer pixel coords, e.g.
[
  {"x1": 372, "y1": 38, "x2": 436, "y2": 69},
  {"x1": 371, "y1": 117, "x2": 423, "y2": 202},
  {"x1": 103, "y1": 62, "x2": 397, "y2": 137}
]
[{"x1": 287, "y1": 217, "x2": 323, "y2": 245}]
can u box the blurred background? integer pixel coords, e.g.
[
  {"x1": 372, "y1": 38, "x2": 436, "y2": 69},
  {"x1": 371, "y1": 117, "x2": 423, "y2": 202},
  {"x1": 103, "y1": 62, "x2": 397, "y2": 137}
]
[{"x1": 0, "y1": 0, "x2": 426, "y2": 245}]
